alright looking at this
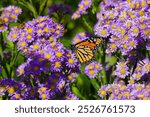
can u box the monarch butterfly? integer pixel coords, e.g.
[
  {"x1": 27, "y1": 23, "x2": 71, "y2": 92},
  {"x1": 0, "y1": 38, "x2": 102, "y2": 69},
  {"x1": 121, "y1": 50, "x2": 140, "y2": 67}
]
[{"x1": 71, "y1": 37, "x2": 103, "y2": 63}]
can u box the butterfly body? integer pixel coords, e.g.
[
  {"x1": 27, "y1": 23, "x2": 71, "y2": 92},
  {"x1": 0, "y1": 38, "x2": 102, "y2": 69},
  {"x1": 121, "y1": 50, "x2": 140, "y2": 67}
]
[{"x1": 71, "y1": 37, "x2": 103, "y2": 63}]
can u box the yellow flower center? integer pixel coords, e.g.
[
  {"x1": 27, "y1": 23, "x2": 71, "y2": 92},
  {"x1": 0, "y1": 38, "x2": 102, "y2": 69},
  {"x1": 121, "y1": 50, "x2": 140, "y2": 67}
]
[
  {"x1": 135, "y1": 73, "x2": 141, "y2": 79},
  {"x1": 44, "y1": 27, "x2": 49, "y2": 33},
  {"x1": 88, "y1": 65, "x2": 94, "y2": 69},
  {"x1": 33, "y1": 44, "x2": 39, "y2": 50},
  {"x1": 145, "y1": 64, "x2": 150, "y2": 70},
  {"x1": 140, "y1": 24, "x2": 146, "y2": 29},
  {"x1": 120, "y1": 68, "x2": 126, "y2": 75},
  {"x1": 14, "y1": 9, "x2": 19, "y2": 13},
  {"x1": 15, "y1": 94, "x2": 21, "y2": 99},
  {"x1": 138, "y1": 10, "x2": 144, "y2": 16},
  {"x1": 27, "y1": 28, "x2": 33, "y2": 33},
  {"x1": 34, "y1": 66, "x2": 39, "y2": 71},
  {"x1": 126, "y1": 21, "x2": 132, "y2": 27},
  {"x1": 95, "y1": 64, "x2": 100, "y2": 69},
  {"x1": 13, "y1": 33, "x2": 18, "y2": 38},
  {"x1": 100, "y1": 29, "x2": 107, "y2": 36},
  {"x1": 55, "y1": 62, "x2": 61, "y2": 68},
  {"x1": 50, "y1": 85, "x2": 55, "y2": 90},
  {"x1": 111, "y1": 43, "x2": 117, "y2": 50},
  {"x1": 138, "y1": 94, "x2": 144, "y2": 98},
  {"x1": 68, "y1": 75, "x2": 73, "y2": 80},
  {"x1": 51, "y1": 78, "x2": 58, "y2": 83},
  {"x1": 84, "y1": 1, "x2": 90, "y2": 5},
  {"x1": 120, "y1": 28, "x2": 126, "y2": 35},
  {"x1": 38, "y1": 87, "x2": 47, "y2": 93},
  {"x1": 129, "y1": 40, "x2": 135, "y2": 47},
  {"x1": 75, "y1": 38, "x2": 80, "y2": 43},
  {"x1": 141, "y1": 1, "x2": 146, "y2": 7},
  {"x1": 133, "y1": 27, "x2": 139, "y2": 34},
  {"x1": 56, "y1": 52, "x2": 62, "y2": 58},
  {"x1": 41, "y1": 93, "x2": 47, "y2": 99},
  {"x1": 143, "y1": 29, "x2": 150, "y2": 36},
  {"x1": 45, "y1": 54, "x2": 51, "y2": 59},
  {"x1": 11, "y1": 14, "x2": 16, "y2": 19},
  {"x1": 56, "y1": 25, "x2": 61, "y2": 29},
  {"x1": 68, "y1": 58, "x2": 74, "y2": 64},
  {"x1": 79, "y1": 5, "x2": 84, "y2": 9},
  {"x1": 27, "y1": 35, "x2": 32, "y2": 40},
  {"x1": 4, "y1": 17, "x2": 9, "y2": 22},
  {"x1": 37, "y1": 29, "x2": 42, "y2": 34},
  {"x1": 119, "y1": 62, "x2": 125, "y2": 67},
  {"x1": 124, "y1": 92, "x2": 130, "y2": 97},
  {"x1": 56, "y1": 30, "x2": 60, "y2": 34},
  {"x1": 80, "y1": 32, "x2": 85, "y2": 37},
  {"x1": 135, "y1": 2, "x2": 140, "y2": 9},
  {"x1": 19, "y1": 69, "x2": 24, "y2": 75},
  {"x1": 89, "y1": 70, "x2": 95, "y2": 75},
  {"x1": 100, "y1": 90, "x2": 106, "y2": 96},
  {"x1": 111, "y1": 23, "x2": 116, "y2": 29},
  {"x1": 8, "y1": 86, "x2": 15, "y2": 94}
]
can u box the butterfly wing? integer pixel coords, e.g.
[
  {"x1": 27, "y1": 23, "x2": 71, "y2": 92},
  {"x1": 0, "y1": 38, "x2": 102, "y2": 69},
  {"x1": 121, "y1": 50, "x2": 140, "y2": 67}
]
[
  {"x1": 72, "y1": 37, "x2": 103, "y2": 63},
  {"x1": 75, "y1": 45, "x2": 94, "y2": 63}
]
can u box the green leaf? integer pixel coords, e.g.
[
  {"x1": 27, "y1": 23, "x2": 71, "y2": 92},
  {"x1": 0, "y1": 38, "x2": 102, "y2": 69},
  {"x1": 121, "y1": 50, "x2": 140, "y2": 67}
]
[
  {"x1": 39, "y1": 0, "x2": 48, "y2": 15},
  {"x1": 6, "y1": 63, "x2": 11, "y2": 74},
  {"x1": 19, "y1": 1, "x2": 38, "y2": 18},
  {"x1": 71, "y1": 86, "x2": 86, "y2": 100},
  {"x1": 90, "y1": 78, "x2": 100, "y2": 90},
  {"x1": 76, "y1": 73, "x2": 91, "y2": 97}
]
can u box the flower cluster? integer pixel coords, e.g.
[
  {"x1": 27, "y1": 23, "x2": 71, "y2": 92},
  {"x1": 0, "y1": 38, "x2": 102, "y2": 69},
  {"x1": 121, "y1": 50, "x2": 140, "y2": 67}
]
[
  {"x1": 72, "y1": 0, "x2": 92, "y2": 20},
  {"x1": 0, "y1": 6, "x2": 22, "y2": 32},
  {"x1": 3, "y1": 16, "x2": 80, "y2": 100},
  {"x1": 97, "y1": 0, "x2": 150, "y2": 100},
  {"x1": 85, "y1": 62, "x2": 102, "y2": 78},
  {"x1": 0, "y1": 79, "x2": 24, "y2": 100},
  {"x1": 98, "y1": 81, "x2": 150, "y2": 100},
  {"x1": 7, "y1": 16, "x2": 64, "y2": 57},
  {"x1": 94, "y1": 0, "x2": 150, "y2": 55}
]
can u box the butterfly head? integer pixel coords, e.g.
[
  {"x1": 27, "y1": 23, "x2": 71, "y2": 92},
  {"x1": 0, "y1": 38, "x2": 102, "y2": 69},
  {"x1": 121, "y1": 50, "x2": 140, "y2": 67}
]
[{"x1": 70, "y1": 44, "x2": 75, "y2": 51}]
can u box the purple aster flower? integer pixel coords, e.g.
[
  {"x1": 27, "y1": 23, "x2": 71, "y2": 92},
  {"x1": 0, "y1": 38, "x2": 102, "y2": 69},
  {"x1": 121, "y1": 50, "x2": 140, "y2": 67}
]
[
  {"x1": 67, "y1": 73, "x2": 78, "y2": 83},
  {"x1": 98, "y1": 85, "x2": 107, "y2": 98},
  {"x1": 113, "y1": 61, "x2": 129, "y2": 79},
  {"x1": 16, "y1": 63, "x2": 26, "y2": 76},
  {"x1": 10, "y1": 93, "x2": 23, "y2": 100},
  {"x1": 85, "y1": 62, "x2": 102, "y2": 78},
  {"x1": 0, "y1": 79, "x2": 22, "y2": 98},
  {"x1": 0, "y1": 6, "x2": 22, "y2": 24},
  {"x1": 66, "y1": 53, "x2": 78, "y2": 68},
  {"x1": 48, "y1": 4, "x2": 72, "y2": 16}
]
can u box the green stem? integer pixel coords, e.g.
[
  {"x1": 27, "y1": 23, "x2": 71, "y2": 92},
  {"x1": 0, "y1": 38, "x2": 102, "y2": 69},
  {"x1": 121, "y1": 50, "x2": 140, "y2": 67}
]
[
  {"x1": 30, "y1": 79, "x2": 35, "y2": 88},
  {"x1": 10, "y1": 43, "x2": 19, "y2": 78},
  {"x1": 101, "y1": 40, "x2": 108, "y2": 85},
  {"x1": 0, "y1": 33, "x2": 10, "y2": 78},
  {"x1": 82, "y1": 17, "x2": 93, "y2": 33},
  {"x1": 0, "y1": 33, "x2": 4, "y2": 59}
]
